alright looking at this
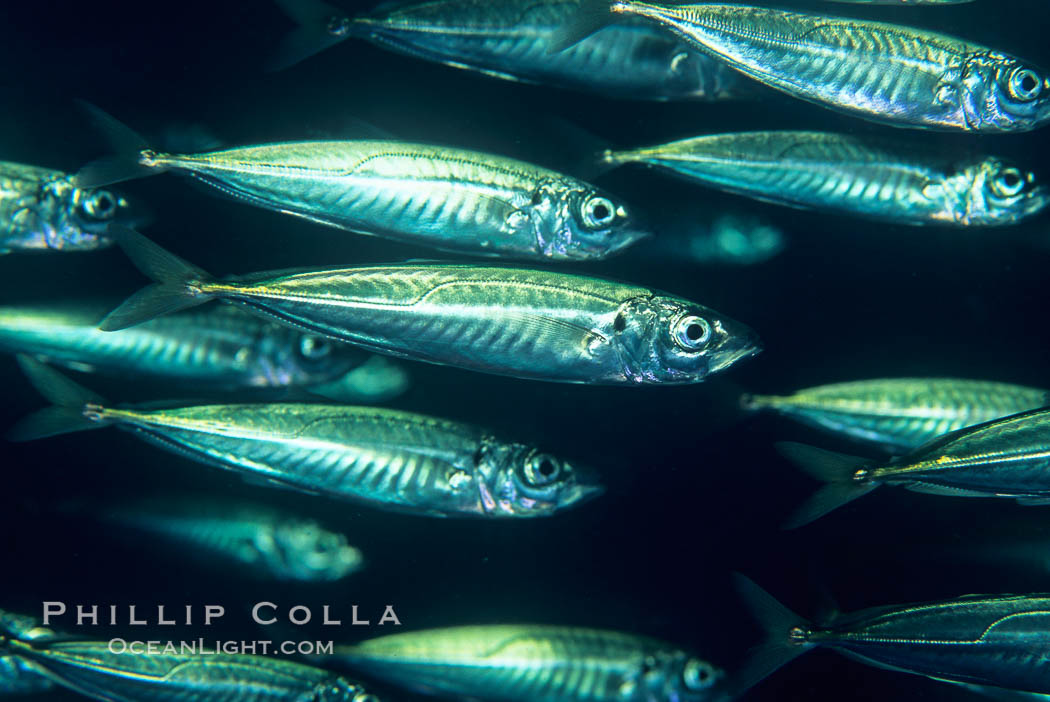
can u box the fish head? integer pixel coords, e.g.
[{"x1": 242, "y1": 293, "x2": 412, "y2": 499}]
[
  {"x1": 967, "y1": 54, "x2": 1050, "y2": 131},
  {"x1": 264, "y1": 331, "x2": 367, "y2": 389},
  {"x1": 267, "y1": 519, "x2": 363, "y2": 581},
  {"x1": 636, "y1": 651, "x2": 730, "y2": 702},
  {"x1": 962, "y1": 157, "x2": 1050, "y2": 225},
  {"x1": 474, "y1": 439, "x2": 603, "y2": 517},
  {"x1": 612, "y1": 295, "x2": 761, "y2": 384},
  {"x1": 66, "y1": 181, "x2": 141, "y2": 245},
  {"x1": 529, "y1": 180, "x2": 650, "y2": 260},
  {"x1": 310, "y1": 676, "x2": 376, "y2": 702}
]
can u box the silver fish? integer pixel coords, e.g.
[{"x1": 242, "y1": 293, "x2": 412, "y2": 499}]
[
  {"x1": 0, "y1": 636, "x2": 375, "y2": 702},
  {"x1": 0, "y1": 613, "x2": 53, "y2": 697},
  {"x1": 0, "y1": 160, "x2": 134, "y2": 253},
  {"x1": 92, "y1": 498, "x2": 364, "y2": 581},
  {"x1": 736, "y1": 576, "x2": 1050, "y2": 698},
  {"x1": 640, "y1": 212, "x2": 785, "y2": 266},
  {"x1": 77, "y1": 110, "x2": 648, "y2": 261},
  {"x1": 0, "y1": 303, "x2": 377, "y2": 396},
  {"x1": 328, "y1": 625, "x2": 729, "y2": 702},
  {"x1": 744, "y1": 378, "x2": 1050, "y2": 452},
  {"x1": 779, "y1": 406, "x2": 1050, "y2": 528},
  {"x1": 567, "y1": 1, "x2": 1050, "y2": 132},
  {"x1": 272, "y1": 0, "x2": 749, "y2": 101},
  {"x1": 11, "y1": 358, "x2": 601, "y2": 518},
  {"x1": 602, "y1": 131, "x2": 1050, "y2": 226},
  {"x1": 100, "y1": 229, "x2": 760, "y2": 386}
]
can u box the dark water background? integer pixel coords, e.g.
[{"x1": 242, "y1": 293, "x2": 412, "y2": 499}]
[{"x1": 2, "y1": 2, "x2": 1050, "y2": 701}]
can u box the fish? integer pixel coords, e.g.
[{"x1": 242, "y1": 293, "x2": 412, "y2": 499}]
[
  {"x1": 86, "y1": 497, "x2": 364, "y2": 581},
  {"x1": 743, "y1": 378, "x2": 1050, "y2": 452},
  {"x1": 827, "y1": 0, "x2": 973, "y2": 4},
  {"x1": 560, "y1": 1, "x2": 1050, "y2": 132},
  {"x1": 0, "y1": 613, "x2": 53, "y2": 697},
  {"x1": 75, "y1": 108, "x2": 649, "y2": 261},
  {"x1": 0, "y1": 303, "x2": 384, "y2": 397},
  {"x1": 99, "y1": 228, "x2": 760, "y2": 385},
  {"x1": 641, "y1": 212, "x2": 785, "y2": 266},
  {"x1": 9, "y1": 357, "x2": 601, "y2": 518},
  {"x1": 0, "y1": 160, "x2": 136, "y2": 254},
  {"x1": 307, "y1": 355, "x2": 411, "y2": 404},
  {"x1": 600, "y1": 131, "x2": 1050, "y2": 226},
  {"x1": 270, "y1": 0, "x2": 750, "y2": 101},
  {"x1": 326, "y1": 625, "x2": 730, "y2": 702},
  {"x1": 0, "y1": 635, "x2": 376, "y2": 702},
  {"x1": 734, "y1": 575, "x2": 1050, "y2": 698},
  {"x1": 777, "y1": 406, "x2": 1050, "y2": 528}
]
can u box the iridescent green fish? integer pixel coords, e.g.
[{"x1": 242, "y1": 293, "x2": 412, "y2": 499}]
[
  {"x1": 10, "y1": 357, "x2": 600, "y2": 518},
  {"x1": 0, "y1": 160, "x2": 135, "y2": 254},
  {"x1": 735, "y1": 576, "x2": 1050, "y2": 698},
  {"x1": 99, "y1": 229, "x2": 759, "y2": 386},
  {"x1": 600, "y1": 131, "x2": 1049, "y2": 226},
  {"x1": 744, "y1": 378, "x2": 1050, "y2": 452},
  {"x1": 778, "y1": 407, "x2": 1050, "y2": 528},
  {"x1": 0, "y1": 636, "x2": 376, "y2": 702},
  {"x1": 0, "y1": 303, "x2": 380, "y2": 397},
  {"x1": 76, "y1": 109, "x2": 648, "y2": 261},
  {"x1": 560, "y1": 1, "x2": 1050, "y2": 131},
  {"x1": 93, "y1": 498, "x2": 364, "y2": 581},
  {"x1": 328, "y1": 625, "x2": 729, "y2": 702},
  {"x1": 271, "y1": 0, "x2": 749, "y2": 101},
  {"x1": 0, "y1": 613, "x2": 53, "y2": 697}
]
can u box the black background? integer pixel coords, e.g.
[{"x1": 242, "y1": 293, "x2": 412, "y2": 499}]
[{"x1": 1, "y1": 2, "x2": 1049, "y2": 701}]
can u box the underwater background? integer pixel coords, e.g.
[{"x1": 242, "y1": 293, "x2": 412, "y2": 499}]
[{"x1": 2, "y1": 1, "x2": 1050, "y2": 700}]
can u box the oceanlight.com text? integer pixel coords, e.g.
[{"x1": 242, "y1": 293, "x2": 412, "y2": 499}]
[{"x1": 107, "y1": 638, "x2": 335, "y2": 656}]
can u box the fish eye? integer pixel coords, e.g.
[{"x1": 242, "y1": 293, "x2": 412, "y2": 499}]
[
  {"x1": 671, "y1": 314, "x2": 712, "y2": 351},
  {"x1": 82, "y1": 190, "x2": 118, "y2": 219},
  {"x1": 1008, "y1": 67, "x2": 1043, "y2": 101},
  {"x1": 992, "y1": 167, "x2": 1027, "y2": 198},
  {"x1": 581, "y1": 196, "x2": 617, "y2": 229},
  {"x1": 682, "y1": 659, "x2": 717, "y2": 690},
  {"x1": 523, "y1": 453, "x2": 562, "y2": 486},
  {"x1": 326, "y1": 15, "x2": 352, "y2": 37},
  {"x1": 299, "y1": 334, "x2": 332, "y2": 359}
]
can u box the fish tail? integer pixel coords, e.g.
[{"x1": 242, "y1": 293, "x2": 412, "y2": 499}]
[
  {"x1": 731, "y1": 574, "x2": 815, "y2": 698},
  {"x1": 547, "y1": 0, "x2": 619, "y2": 54},
  {"x1": 268, "y1": 0, "x2": 358, "y2": 71},
  {"x1": 99, "y1": 227, "x2": 217, "y2": 332},
  {"x1": 7, "y1": 355, "x2": 111, "y2": 442},
  {"x1": 738, "y1": 393, "x2": 768, "y2": 411},
  {"x1": 74, "y1": 101, "x2": 163, "y2": 188},
  {"x1": 777, "y1": 442, "x2": 876, "y2": 529}
]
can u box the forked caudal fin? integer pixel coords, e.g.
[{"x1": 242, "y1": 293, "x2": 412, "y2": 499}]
[
  {"x1": 776, "y1": 442, "x2": 877, "y2": 529},
  {"x1": 99, "y1": 227, "x2": 217, "y2": 332},
  {"x1": 268, "y1": 0, "x2": 359, "y2": 72},
  {"x1": 547, "y1": 0, "x2": 619, "y2": 54},
  {"x1": 74, "y1": 101, "x2": 164, "y2": 189},
  {"x1": 7, "y1": 356, "x2": 111, "y2": 442},
  {"x1": 731, "y1": 574, "x2": 816, "y2": 699}
]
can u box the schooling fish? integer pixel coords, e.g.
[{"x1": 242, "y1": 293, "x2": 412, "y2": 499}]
[
  {"x1": 90, "y1": 498, "x2": 364, "y2": 581},
  {"x1": 600, "y1": 131, "x2": 1050, "y2": 226},
  {"x1": 0, "y1": 160, "x2": 135, "y2": 254},
  {"x1": 271, "y1": 0, "x2": 749, "y2": 101},
  {"x1": 560, "y1": 1, "x2": 1050, "y2": 132},
  {"x1": 778, "y1": 406, "x2": 1050, "y2": 528},
  {"x1": 743, "y1": 378, "x2": 1050, "y2": 452},
  {"x1": 75, "y1": 109, "x2": 648, "y2": 262},
  {"x1": 10, "y1": 357, "x2": 600, "y2": 518},
  {"x1": 0, "y1": 613, "x2": 53, "y2": 697},
  {"x1": 0, "y1": 635, "x2": 376, "y2": 702},
  {"x1": 734, "y1": 576, "x2": 1050, "y2": 698},
  {"x1": 328, "y1": 625, "x2": 729, "y2": 702},
  {"x1": 0, "y1": 303, "x2": 379, "y2": 397},
  {"x1": 99, "y1": 228, "x2": 759, "y2": 385}
]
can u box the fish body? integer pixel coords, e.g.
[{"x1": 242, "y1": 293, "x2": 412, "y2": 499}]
[
  {"x1": 332, "y1": 625, "x2": 729, "y2": 702},
  {"x1": 0, "y1": 161, "x2": 132, "y2": 253},
  {"x1": 343, "y1": 0, "x2": 748, "y2": 100},
  {"x1": 641, "y1": 213, "x2": 784, "y2": 266},
  {"x1": 100, "y1": 140, "x2": 647, "y2": 261},
  {"x1": 827, "y1": 0, "x2": 972, "y2": 4},
  {"x1": 12, "y1": 359, "x2": 600, "y2": 518},
  {"x1": 0, "y1": 638, "x2": 373, "y2": 702},
  {"x1": 738, "y1": 578, "x2": 1050, "y2": 697},
  {"x1": 98, "y1": 499, "x2": 364, "y2": 581},
  {"x1": 102, "y1": 230, "x2": 760, "y2": 386},
  {"x1": 0, "y1": 613, "x2": 53, "y2": 697},
  {"x1": 605, "y1": 2, "x2": 1050, "y2": 132},
  {"x1": 602, "y1": 132, "x2": 1050, "y2": 226},
  {"x1": 746, "y1": 378, "x2": 1050, "y2": 452},
  {"x1": 0, "y1": 303, "x2": 369, "y2": 393}
]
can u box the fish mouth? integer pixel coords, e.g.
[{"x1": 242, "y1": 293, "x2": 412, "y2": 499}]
[{"x1": 709, "y1": 330, "x2": 763, "y2": 375}]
